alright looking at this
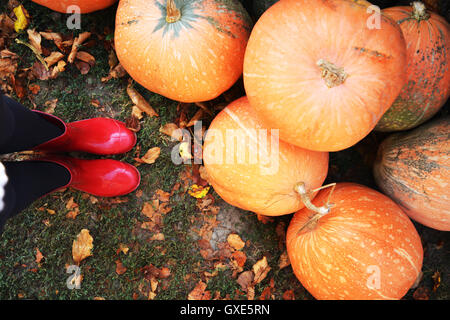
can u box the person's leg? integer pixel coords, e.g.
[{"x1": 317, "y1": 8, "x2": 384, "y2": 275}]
[
  {"x1": 0, "y1": 94, "x2": 63, "y2": 154},
  {"x1": 0, "y1": 161, "x2": 71, "y2": 232}
]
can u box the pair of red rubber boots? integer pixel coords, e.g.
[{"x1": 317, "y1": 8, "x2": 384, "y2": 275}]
[{"x1": 33, "y1": 111, "x2": 140, "y2": 197}]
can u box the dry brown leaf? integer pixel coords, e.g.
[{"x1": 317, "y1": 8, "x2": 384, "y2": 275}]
[
  {"x1": 252, "y1": 256, "x2": 271, "y2": 285},
  {"x1": 0, "y1": 13, "x2": 15, "y2": 36},
  {"x1": 150, "y1": 233, "x2": 165, "y2": 241},
  {"x1": 159, "y1": 123, "x2": 183, "y2": 141},
  {"x1": 68, "y1": 32, "x2": 91, "y2": 63},
  {"x1": 156, "y1": 189, "x2": 170, "y2": 202},
  {"x1": 76, "y1": 51, "x2": 95, "y2": 66},
  {"x1": 74, "y1": 60, "x2": 91, "y2": 75},
  {"x1": 127, "y1": 84, "x2": 158, "y2": 117},
  {"x1": 186, "y1": 109, "x2": 204, "y2": 127},
  {"x1": 46, "y1": 208, "x2": 56, "y2": 215},
  {"x1": 188, "y1": 281, "x2": 211, "y2": 300},
  {"x1": 28, "y1": 83, "x2": 40, "y2": 94},
  {"x1": 44, "y1": 98, "x2": 57, "y2": 114},
  {"x1": 101, "y1": 63, "x2": 127, "y2": 82},
  {"x1": 432, "y1": 271, "x2": 441, "y2": 292},
  {"x1": 66, "y1": 207, "x2": 80, "y2": 219},
  {"x1": 237, "y1": 271, "x2": 254, "y2": 291},
  {"x1": 231, "y1": 251, "x2": 247, "y2": 269},
  {"x1": 35, "y1": 248, "x2": 44, "y2": 264},
  {"x1": 140, "y1": 147, "x2": 160, "y2": 164},
  {"x1": 44, "y1": 51, "x2": 64, "y2": 67},
  {"x1": 278, "y1": 250, "x2": 290, "y2": 270},
  {"x1": 115, "y1": 259, "x2": 127, "y2": 275},
  {"x1": 40, "y1": 32, "x2": 62, "y2": 46},
  {"x1": 117, "y1": 243, "x2": 129, "y2": 255},
  {"x1": 132, "y1": 105, "x2": 143, "y2": 120},
  {"x1": 72, "y1": 229, "x2": 93, "y2": 264},
  {"x1": 27, "y1": 29, "x2": 42, "y2": 54},
  {"x1": 141, "y1": 202, "x2": 156, "y2": 219}
]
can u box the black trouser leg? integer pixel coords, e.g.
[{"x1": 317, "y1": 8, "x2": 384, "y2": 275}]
[
  {"x1": 0, "y1": 94, "x2": 64, "y2": 154},
  {"x1": 0, "y1": 161, "x2": 71, "y2": 233}
]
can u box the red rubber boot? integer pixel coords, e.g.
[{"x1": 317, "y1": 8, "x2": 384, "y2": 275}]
[
  {"x1": 42, "y1": 157, "x2": 141, "y2": 197},
  {"x1": 32, "y1": 111, "x2": 137, "y2": 155}
]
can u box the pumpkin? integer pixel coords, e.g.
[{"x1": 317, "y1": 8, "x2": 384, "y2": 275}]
[
  {"x1": 251, "y1": 0, "x2": 279, "y2": 19},
  {"x1": 375, "y1": 2, "x2": 450, "y2": 132},
  {"x1": 203, "y1": 96, "x2": 329, "y2": 216},
  {"x1": 115, "y1": 0, "x2": 252, "y2": 103},
  {"x1": 243, "y1": 0, "x2": 407, "y2": 152},
  {"x1": 286, "y1": 182, "x2": 423, "y2": 300},
  {"x1": 374, "y1": 117, "x2": 450, "y2": 231},
  {"x1": 31, "y1": 0, "x2": 117, "y2": 13}
]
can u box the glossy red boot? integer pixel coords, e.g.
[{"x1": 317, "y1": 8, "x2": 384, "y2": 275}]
[
  {"x1": 42, "y1": 157, "x2": 141, "y2": 197},
  {"x1": 32, "y1": 111, "x2": 137, "y2": 155}
]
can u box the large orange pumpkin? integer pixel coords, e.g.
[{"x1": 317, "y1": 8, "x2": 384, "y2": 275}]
[
  {"x1": 286, "y1": 183, "x2": 423, "y2": 300},
  {"x1": 115, "y1": 0, "x2": 252, "y2": 103},
  {"x1": 203, "y1": 97, "x2": 329, "y2": 216},
  {"x1": 374, "y1": 117, "x2": 450, "y2": 231},
  {"x1": 243, "y1": 0, "x2": 407, "y2": 152},
  {"x1": 31, "y1": 0, "x2": 117, "y2": 13},
  {"x1": 376, "y1": 2, "x2": 450, "y2": 132}
]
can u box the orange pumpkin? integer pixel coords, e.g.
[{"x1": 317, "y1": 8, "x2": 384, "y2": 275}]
[
  {"x1": 286, "y1": 183, "x2": 423, "y2": 300},
  {"x1": 115, "y1": 0, "x2": 252, "y2": 103},
  {"x1": 376, "y1": 2, "x2": 450, "y2": 132},
  {"x1": 243, "y1": 0, "x2": 407, "y2": 152},
  {"x1": 374, "y1": 117, "x2": 450, "y2": 231},
  {"x1": 31, "y1": 0, "x2": 117, "y2": 13},
  {"x1": 203, "y1": 97, "x2": 328, "y2": 216}
]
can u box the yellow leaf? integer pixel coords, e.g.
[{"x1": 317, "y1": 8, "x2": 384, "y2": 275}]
[
  {"x1": 179, "y1": 142, "x2": 192, "y2": 160},
  {"x1": 227, "y1": 233, "x2": 245, "y2": 251},
  {"x1": 188, "y1": 184, "x2": 210, "y2": 199},
  {"x1": 72, "y1": 229, "x2": 93, "y2": 264},
  {"x1": 13, "y1": 5, "x2": 29, "y2": 33}
]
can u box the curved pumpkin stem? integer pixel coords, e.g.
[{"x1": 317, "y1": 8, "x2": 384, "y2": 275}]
[
  {"x1": 411, "y1": 2, "x2": 430, "y2": 21},
  {"x1": 294, "y1": 182, "x2": 336, "y2": 234},
  {"x1": 166, "y1": 0, "x2": 181, "y2": 23},
  {"x1": 317, "y1": 59, "x2": 348, "y2": 88}
]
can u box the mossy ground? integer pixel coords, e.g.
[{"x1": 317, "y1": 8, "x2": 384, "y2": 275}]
[{"x1": 0, "y1": 0, "x2": 448, "y2": 300}]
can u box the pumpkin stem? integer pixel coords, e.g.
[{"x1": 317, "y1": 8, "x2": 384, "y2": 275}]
[
  {"x1": 411, "y1": 2, "x2": 430, "y2": 21},
  {"x1": 294, "y1": 182, "x2": 336, "y2": 234},
  {"x1": 166, "y1": 0, "x2": 181, "y2": 23},
  {"x1": 317, "y1": 59, "x2": 348, "y2": 88}
]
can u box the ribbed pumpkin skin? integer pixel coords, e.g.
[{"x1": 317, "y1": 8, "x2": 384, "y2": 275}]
[
  {"x1": 31, "y1": 0, "x2": 117, "y2": 13},
  {"x1": 243, "y1": 0, "x2": 407, "y2": 152},
  {"x1": 115, "y1": 0, "x2": 252, "y2": 103},
  {"x1": 203, "y1": 97, "x2": 329, "y2": 216},
  {"x1": 286, "y1": 183, "x2": 423, "y2": 300},
  {"x1": 375, "y1": 5, "x2": 450, "y2": 132},
  {"x1": 374, "y1": 117, "x2": 450, "y2": 231}
]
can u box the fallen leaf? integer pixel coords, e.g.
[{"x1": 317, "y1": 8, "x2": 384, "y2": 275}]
[
  {"x1": 278, "y1": 250, "x2": 290, "y2": 270},
  {"x1": 156, "y1": 189, "x2": 170, "y2": 202},
  {"x1": 186, "y1": 109, "x2": 204, "y2": 127},
  {"x1": 179, "y1": 142, "x2": 192, "y2": 161},
  {"x1": 66, "y1": 207, "x2": 80, "y2": 219},
  {"x1": 115, "y1": 259, "x2": 127, "y2": 275},
  {"x1": 13, "y1": 5, "x2": 29, "y2": 33},
  {"x1": 27, "y1": 29, "x2": 42, "y2": 54},
  {"x1": 141, "y1": 202, "x2": 156, "y2": 219},
  {"x1": 74, "y1": 60, "x2": 91, "y2": 75},
  {"x1": 35, "y1": 248, "x2": 44, "y2": 264},
  {"x1": 159, "y1": 267, "x2": 171, "y2": 279},
  {"x1": 132, "y1": 105, "x2": 143, "y2": 120},
  {"x1": 46, "y1": 208, "x2": 56, "y2": 215},
  {"x1": 432, "y1": 271, "x2": 441, "y2": 292},
  {"x1": 413, "y1": 287, "x2": 430, "y2": 300},
  {"x1": 282, "y1": 290, "x2": 295, "y2": 300},
  {"x1": 159, "y1": 123, "x2": 183, "y2": 141},
  {"x1": 44, "y1": 99, "x2": 58, "y2": 114},
  {"x1": 252, "y1": 256, "x2": 271, "y2": 285},
  {"x1": 231, "y1": 251, "x2": 247, "y2": 269},
  {"x1": 101, "y1": 63, "x2": 127, "y2": 82},
  {"x1": 28, "y1": 83, "x2": 40, "y2": 94},
  {"x1": 150, "y1": 233, "x2": 165, "y2": 241},
  {"x1": 76, "y1": 51, "x2": 95, "y2": 66},
  {"x1": 72, "y1": 229, "x2": 93, "y2": 264},
  {"x1": 68, "y1": 32, "x2": 91, "y2": 63},
  {"x1": 237, "y1": 271, "x2": 254, "y2": 291},
  {"x1": 40, "y1": 32, "x2": 63, "y2": 47},
  {"x1": 227, "y1": 234, "x2": 245, "y2": 251},
  {"x1": 126, "y1": 84, "x2": 158, "y2": 117},
  {"x1": 117, "y1": 243, "x2": 129, "y2": 255},
  {"x1": 44, "y1": 51, "x2": 64, "y2": 67},
  {"x1": 140, "y1": 147, "x2": 160, "y2": 164},
  {"x1": 188, "y1": 281, "x2": 211, "y2": 300}
]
